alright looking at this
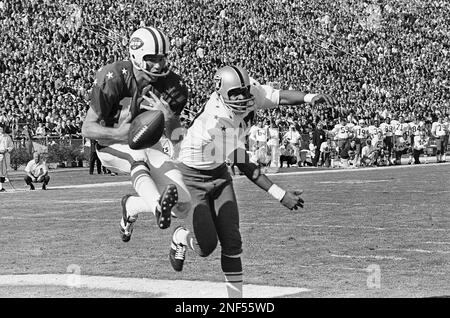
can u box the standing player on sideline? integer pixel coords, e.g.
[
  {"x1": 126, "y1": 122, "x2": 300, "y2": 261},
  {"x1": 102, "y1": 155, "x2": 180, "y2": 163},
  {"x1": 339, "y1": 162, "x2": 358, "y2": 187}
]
[
  {"x1": 367, "y1": 119, "x2": 381, "y2": 141},
  {"x1": 332, "y1": 117, "x2": 349, "y2": 155},
  {"x1": 0, "y1": 125, "x2": 14, "y2": 192},
  {"x1": 169, "y1": 65, "x2": 334, "y2": 297},
  {"x1": 431, "y1": 114, "x2": 448, "y2": 163},
  {"x1": 81, "y1": 27, "x2": 191, "y2": 242},
  {"x1": 251, "y1": 120, "x2": 268, "y2": 148},
  {"x1": 394, "y1": 115, "x2": 410, "y2": 148},
  {"x1": 379, "y1": 117, "x2": 394, "y2": 165},
  {"x1": 353, "y1": 119, "x2": 368, "y2": 166},
  {"x1": 267, "y1": 120, "x2": 280, "y2": 168},
  {"x1": 408, "y1": 116, "x2": 424, "y2": 164}
]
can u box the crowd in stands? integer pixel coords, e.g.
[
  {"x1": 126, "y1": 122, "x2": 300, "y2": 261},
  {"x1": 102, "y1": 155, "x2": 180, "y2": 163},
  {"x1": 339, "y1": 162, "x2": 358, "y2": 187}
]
[{"x1": 1, "y1": 0, "x2": 449, "y2": 158}]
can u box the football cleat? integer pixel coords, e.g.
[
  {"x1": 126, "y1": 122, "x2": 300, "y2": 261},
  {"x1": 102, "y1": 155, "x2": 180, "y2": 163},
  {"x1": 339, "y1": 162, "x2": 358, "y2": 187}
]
[
  {"x1": 155, "y1": 184, "x2": 178, "y2": 229},
  {"x1": 119, "y1": 194, "x2": 137, "y2": 242},
  {"x1": 169, "y1": 226, "x2": 187, "y2": 272}
]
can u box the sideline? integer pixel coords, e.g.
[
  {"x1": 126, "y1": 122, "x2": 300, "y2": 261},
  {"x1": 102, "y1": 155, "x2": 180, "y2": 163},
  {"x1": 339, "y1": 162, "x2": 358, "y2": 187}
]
[{"x1": 0, "y1": 274, "x2": 309, "y2": 298}]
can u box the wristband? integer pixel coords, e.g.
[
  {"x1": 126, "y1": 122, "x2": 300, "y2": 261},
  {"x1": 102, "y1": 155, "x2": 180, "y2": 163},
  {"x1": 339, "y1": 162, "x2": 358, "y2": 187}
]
[
  {"x1": 304, "y1": 93, "x2": 318, "y2": 103},
  {"x1": 268, "y1": 184, "x2": 286, "y2": 202}
]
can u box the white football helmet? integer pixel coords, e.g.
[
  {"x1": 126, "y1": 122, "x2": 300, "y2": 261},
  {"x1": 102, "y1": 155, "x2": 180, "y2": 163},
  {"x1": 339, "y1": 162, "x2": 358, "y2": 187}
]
[
  {"x1": 129, "y1": 27, "x2": 170, "y2": 77},
  {"x1": 214, "y1": 65, "x2": 255, "y2": 113}
]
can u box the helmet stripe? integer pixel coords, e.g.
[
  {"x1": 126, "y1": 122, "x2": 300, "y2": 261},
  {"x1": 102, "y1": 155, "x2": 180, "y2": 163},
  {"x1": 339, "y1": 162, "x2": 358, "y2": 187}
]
[
  {"x1": 144, "y1": 27, "x2": 160, "y2": 55},
  {"x1": 230, "y1": 66, "x2": 245, "y2": 87},
  {"x1": 154, "y1": 28, "x2": 167, "y2": 55}
]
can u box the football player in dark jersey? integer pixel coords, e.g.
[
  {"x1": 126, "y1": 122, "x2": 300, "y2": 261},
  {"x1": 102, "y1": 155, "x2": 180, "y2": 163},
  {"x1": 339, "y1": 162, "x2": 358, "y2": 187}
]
[{"x1": 81, "y1": 27, "x2": 191, "y2": 242}]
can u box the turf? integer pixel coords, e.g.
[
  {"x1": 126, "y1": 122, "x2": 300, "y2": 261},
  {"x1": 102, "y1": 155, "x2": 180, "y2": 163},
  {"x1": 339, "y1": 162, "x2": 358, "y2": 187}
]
[{"x1": 0, "y1": 164, "x2": 449, "y2": 297}]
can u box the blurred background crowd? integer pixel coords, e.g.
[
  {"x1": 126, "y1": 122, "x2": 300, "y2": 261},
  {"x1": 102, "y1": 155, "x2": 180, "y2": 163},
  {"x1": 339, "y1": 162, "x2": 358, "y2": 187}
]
[{"x1": 0, "y1": 0, "x2": 449, "y2": 148}]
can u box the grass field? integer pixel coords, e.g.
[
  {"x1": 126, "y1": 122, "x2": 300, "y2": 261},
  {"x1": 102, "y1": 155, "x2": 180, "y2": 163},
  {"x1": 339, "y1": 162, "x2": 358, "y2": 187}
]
[{"x1": 0, "y1": 163, "x2": 449, "y2": 298}]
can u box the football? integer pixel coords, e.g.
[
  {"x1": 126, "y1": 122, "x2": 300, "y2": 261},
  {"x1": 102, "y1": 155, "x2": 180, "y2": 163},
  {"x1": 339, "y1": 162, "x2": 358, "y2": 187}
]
[{"x1": 128, "y1": 109, "x2": 165, "y2": 150}]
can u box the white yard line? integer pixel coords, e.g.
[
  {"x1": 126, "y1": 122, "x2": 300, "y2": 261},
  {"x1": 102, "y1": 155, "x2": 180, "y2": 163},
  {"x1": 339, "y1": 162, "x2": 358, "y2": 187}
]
[
  {"x1": 1, "y1": 216, "x2": 447, "y2": 233},
  {"x1": 376, "y1": 248, "x2": 450, "y2": 255},
  {"x1": 1, "y1": 162, "x2": 448, "y2": 192},
  {"x1": 424, "y1": 242, "x2": 450, "y2": 245},
  {"x1": 0, "y1": 274, "x2": 309, "y2": 298},
  {"x1": 330, "y1": 254, "x2": 408, "y2": 261}
]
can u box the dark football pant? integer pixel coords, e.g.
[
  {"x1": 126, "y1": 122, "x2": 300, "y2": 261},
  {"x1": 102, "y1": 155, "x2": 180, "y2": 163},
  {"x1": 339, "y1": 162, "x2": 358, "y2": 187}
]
[
  {"x1": 179, "y1": 163, "x2": 242, "y2": 258},
  {"x1": 179, "y1": 162, "x2": 243, "y2": 294}
]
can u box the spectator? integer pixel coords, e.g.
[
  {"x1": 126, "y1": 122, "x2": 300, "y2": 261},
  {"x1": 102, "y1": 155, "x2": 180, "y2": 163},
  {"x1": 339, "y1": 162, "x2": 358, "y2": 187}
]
[
  {"x1": 24, "y1": 152, "x2": 50, "y2": 190},
  {"x1": 21, "y1": 124, "x2": 34, "y2": 156},
  {"x1": 35, "y1": 122, "x2": 46, "y2": 138}
]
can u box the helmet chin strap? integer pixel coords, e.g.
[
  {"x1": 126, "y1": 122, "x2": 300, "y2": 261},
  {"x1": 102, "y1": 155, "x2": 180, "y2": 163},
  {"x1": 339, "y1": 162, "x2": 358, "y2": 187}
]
[
  {"x1": 135, "y1": 61, "x2": 170, "y2": 78},
  {"x1": 217, "y1": 93, "x2": 247, "y2": 115}
]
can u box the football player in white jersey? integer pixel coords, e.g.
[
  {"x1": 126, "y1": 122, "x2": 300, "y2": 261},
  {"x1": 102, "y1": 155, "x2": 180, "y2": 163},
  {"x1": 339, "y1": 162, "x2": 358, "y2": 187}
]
[
  {"x1": 394, "y1": 115, "x2": 410, "y2": 145},
  {"x1": 379, "y1": 117, "x2": 394, "y2": 164},
  {"x1": 251, "y1": 120, "x2": 269, "y2": 148},
  {"x1": 407, "y1": 117, "x2": 424, "y2": 164},
  {"x1": 331, "y1": 117, "x2": 350, "y2": 153},
  {"x1": 367, "y1": 119, "x2": 380, "y2": 141},
  {"x1": 352, "y1": 119, "x2": 365, "y2": 166},
  {"x1": 431, "y1": 114, "x2": 448, "y2": 162},
  {"x1": 170, "y1": 65, "x2": 334, "y2": 297}
]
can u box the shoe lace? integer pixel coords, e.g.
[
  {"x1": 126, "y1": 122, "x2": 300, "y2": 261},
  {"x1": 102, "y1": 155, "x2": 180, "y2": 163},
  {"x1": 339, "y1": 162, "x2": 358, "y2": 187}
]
[{"x1": 175, "y1": 244, "x2": 186, "y2": 260}]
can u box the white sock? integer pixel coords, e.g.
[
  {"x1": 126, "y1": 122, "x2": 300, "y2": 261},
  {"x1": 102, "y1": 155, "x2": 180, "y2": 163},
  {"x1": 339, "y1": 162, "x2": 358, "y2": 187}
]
[
  {"x1": 225, "y1": 279, "x2": 243, "y2": 298},
  {"x1": 130, "y1": 164, "x2": 160, "y2": 216},
  {"x1": 126, "y1": 196, "x2": 151, "y2": 219}
]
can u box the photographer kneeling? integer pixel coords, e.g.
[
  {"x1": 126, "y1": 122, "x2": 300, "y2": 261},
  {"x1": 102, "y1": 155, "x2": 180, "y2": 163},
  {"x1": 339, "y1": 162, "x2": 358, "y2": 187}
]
[{"x1": 24, "y1": 152, "x2": 50, "y2": 190}]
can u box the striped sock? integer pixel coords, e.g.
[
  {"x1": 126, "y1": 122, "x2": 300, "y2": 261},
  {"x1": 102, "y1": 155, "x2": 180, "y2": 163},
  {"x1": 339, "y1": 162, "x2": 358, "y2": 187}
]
[
  {"x1": 221, "y1": 254, "x2": 243, "y2": 298},
  {"x1": 130, "y1": 162, "x2": 160, "y2": 216}
]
